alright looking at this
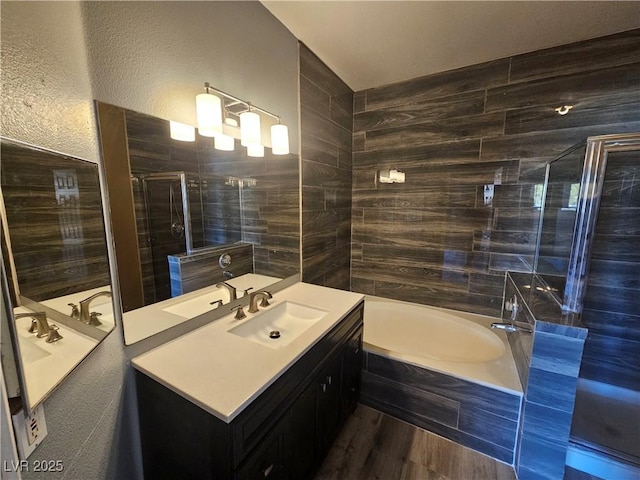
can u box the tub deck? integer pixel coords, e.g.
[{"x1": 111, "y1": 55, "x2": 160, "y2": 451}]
[{"x1": 361, "y1": 296, "x2": 523, "y2": 464}]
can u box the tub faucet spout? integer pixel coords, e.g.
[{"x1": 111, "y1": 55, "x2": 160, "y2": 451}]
[
  {"x1": 491, "y1": 322, "x2": 532, "y2": 334},
  {"x1": 79, "y1": 291, "x2": 112, "y2": 323}
]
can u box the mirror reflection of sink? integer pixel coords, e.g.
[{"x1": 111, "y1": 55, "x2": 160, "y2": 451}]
[
  {"x1": 228, "y1": 302, "x2": 328, "y2": 349},
  {"x1": 162, "y1": 290, "x2": 230, "y2": 319},
  {"x1": 18, "y1": 339, "x2": 51, "y2": 364}
]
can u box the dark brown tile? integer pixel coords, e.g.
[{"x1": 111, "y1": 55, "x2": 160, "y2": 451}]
[
  {"x1": 366, "y1": 58, "x2": 510, "y2": 110},
  {"x1": 510, "y1": 29, "x2": 640, "y2": 84}
]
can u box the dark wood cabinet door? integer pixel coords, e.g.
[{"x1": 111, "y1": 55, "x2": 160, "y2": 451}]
[
  {"x1": 342, "y1": 327, "x2": 363, "y2": 419},
  {"x1": 290, "y1": 381, "x2": 319, "y2": 479},
  {"x1": 317, "y1": 353, "x2": 343, "y2": 456}
]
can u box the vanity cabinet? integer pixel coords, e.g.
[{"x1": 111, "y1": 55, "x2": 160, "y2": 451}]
[{"x1": 135, "y1": 301, "x2": 364, "y2": 480}]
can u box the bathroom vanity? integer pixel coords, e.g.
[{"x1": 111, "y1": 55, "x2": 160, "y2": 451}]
[{"x1": 133, "y1": 283, "x2": 364, "y2": 479}]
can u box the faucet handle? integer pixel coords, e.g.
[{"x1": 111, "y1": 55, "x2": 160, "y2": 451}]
[
  {"x1": 88, "y1": 312, "x2": 103, "y2": 326},
  {"x1": 243, "y1": 287, "x2": 254, "y2": 297},
  {"x1": 68, "y1": 303, "x2": 80, "y2": 320},
  {"x1": 46, "y1": 325, "x2": 63, "y2": 343},
  {"x1": 27, "y1": 319, "x2": 38, "y2": 334},
  {"x1": 210, "y1": 299, "x2": 223, "y2": 308},
  {"x1": 232, "y1": 305, "x2": 246, "y2": 320}
]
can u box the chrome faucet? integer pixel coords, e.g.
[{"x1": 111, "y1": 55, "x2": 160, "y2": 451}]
[
  {"x1": 248, "y1": 291, "x2": 273, "y2": 313},
  {"x1": 491, "y1": 322, "x2": 532, "y2": 334},
  {"x1": 79, "y1": 291, "x2": 112, "y2": 324},
  {"x1": 216, "y1": 281, "x2": 237, "y2": 301},
  {"x1": 15, "y1": 312, "x2": 50, "y2": 337}
]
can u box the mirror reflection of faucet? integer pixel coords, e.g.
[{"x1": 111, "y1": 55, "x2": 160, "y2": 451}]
[
  {"x1": 15, "y1": 312, "x2": 63, "y2": 343},
  {"x1": 79, "y1": 291, "x2": 112, "y2": 324},
  {"x1": 216, "y1": 281, "x2": 237, "y2": 301},
  {"x1": 68, "y1": 302, "x2": 80, "y2": 320},
  {"x1": 209, "y1": 299, "x2": 223, "y2": 309}
]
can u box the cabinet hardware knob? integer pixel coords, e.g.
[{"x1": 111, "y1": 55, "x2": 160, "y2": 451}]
[
  {"x1": 321, "y1": 383, "x2": 326, "y2": 393},
  {"x1": 326, "y1": 375, "x2": 332, "y2": 386}
]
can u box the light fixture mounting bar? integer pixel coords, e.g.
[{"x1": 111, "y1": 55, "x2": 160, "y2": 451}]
[{"x1": 203, "y1": 82, "x2": 280, "y2": 121}]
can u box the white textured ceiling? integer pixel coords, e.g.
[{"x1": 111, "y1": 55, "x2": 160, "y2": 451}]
[{"x1": 262, "y1": 1, "x2": 640, "y2": 91}]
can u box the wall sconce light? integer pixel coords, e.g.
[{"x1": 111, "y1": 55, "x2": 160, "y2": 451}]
[
  {"x1": 170, "y1": 82, "x2": 290, "y2": 158},
  {"x1": 555, "y1": 105, "x2": 573, "y2": 115},
  {"x1": 377, "y1": 169, "x2": 405, "y2": 184},
  {"x1": 169, "y1": 121, "x2": 196, "y2": 142}
]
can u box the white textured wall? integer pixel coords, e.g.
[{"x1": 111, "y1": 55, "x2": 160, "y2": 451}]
[
  {"x1": 1, "y1": 1, "x2": 299, "y2": 478},
  {"x1": 1, "y1": 1, "x2": 100, "y2": 162},
  {"x1": 82, "y1": 1, "x2": 299, "y2": 150}
]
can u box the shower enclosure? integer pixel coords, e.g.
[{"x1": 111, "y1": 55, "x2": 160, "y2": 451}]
[
  {"x1": 132, "y1": 172, "x2": 253, "y2": 303},
  {"x1": 535, "y1": 133, "x2": 640, "y2": 477}
]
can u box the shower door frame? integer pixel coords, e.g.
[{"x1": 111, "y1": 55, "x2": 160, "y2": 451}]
[
  {"x1": 141, "y1": 172, "x2": 195, "y2": 254},
  {"x1": 563, "y1": 132, "x2": 640, "y2": 314}
]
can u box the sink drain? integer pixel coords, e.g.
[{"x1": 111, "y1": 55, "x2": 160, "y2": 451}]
[{"x1": 269, "y1": 330, "x2": 281, "y2": 339}]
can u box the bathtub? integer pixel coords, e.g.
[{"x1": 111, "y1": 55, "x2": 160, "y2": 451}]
[
  {"x1": 361, "y1": 296, "x2": 523, "y2": 463},
  {"x1": 363, "y1": 296, "x2": 522, "y2": 393}
]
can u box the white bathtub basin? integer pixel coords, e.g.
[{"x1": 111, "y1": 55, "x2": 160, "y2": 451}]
[{"x1": 228, "y1": 302, "x2": 328, "y2": 349}]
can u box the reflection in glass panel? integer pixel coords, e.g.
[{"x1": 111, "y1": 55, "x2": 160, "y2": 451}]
[
  {"x1": 534, "y1": 142, "x2": 587, "y2": 298},
  {"x1": 132, "y1": 172, "x2": 249, "y2": 303}
]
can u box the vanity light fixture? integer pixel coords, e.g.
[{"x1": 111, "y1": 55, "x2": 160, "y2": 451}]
[
  {"x1": 271, "y1": 121, "x2": 290, "y2": 155},
  {"x1": 169, "y1": 121, "x2": 196, "y2": 142},
  {"x1": 247, "y1": 143, "x2": 265, "y2": 158},
  {"x1": 214, "y1": 118, "x2": 237, "y2": 151},
  {"x1": 240, "y1": 107, "x2": 261, "y2": 147},
  {"x1": 168, "y1": 82, "x2": 291, "y2": 157},
  {"x1": 196, "y1": 86, "x2": 223, "y2": 137},
  {"x1": 555, "y1": 105, "x2": 573, "y2": 115}
]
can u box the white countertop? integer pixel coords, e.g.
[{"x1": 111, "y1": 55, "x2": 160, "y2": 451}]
[
  {"x1": 123, "y1": 273, "x2": 281, "y2": 344},
  {"x1": 14, "y1": 307, "x2": 99, "y2": 407},
  {"x1": 131, "y1": 282, "x2": 364, "y2": 423}
]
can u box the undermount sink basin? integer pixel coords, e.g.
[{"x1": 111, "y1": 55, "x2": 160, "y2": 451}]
[
  {"x1": 163, "y1": 290, "x2": 230, "y2": 318},
  {"x1": 18, "y1": 339, "x2": 52, "y2": 364},
  {"x1": 228, "y1": 302, "x2": 328, "y2": 349}
]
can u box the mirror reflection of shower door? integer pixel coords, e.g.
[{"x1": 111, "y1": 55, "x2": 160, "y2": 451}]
[{"x1": 142, "y1": 174, "x2": 190, "y2": 302}]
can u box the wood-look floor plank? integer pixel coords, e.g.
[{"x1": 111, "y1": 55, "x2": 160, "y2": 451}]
[{"x1": 315, "y1": 405, "x2": 516, "y2": 480}]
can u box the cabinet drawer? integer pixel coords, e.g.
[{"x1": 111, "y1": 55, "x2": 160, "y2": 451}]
[{"x1": 235, "y1": 415, "x2": 290, "y2": 480}]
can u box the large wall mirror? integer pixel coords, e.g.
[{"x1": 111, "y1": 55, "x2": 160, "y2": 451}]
[
  {"x1": 96, "y1": 102, "x2": 300, "y2": 345},
  {"x1": 0, "y1": 138, "x2": 116, "y2": 412}
]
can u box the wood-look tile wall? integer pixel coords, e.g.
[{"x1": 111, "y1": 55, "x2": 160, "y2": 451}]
[
  {"x1": 351, "y1": 29, "x2": 640, "y2": 317},
  {"x1": 300, "y1": 43, "x2": 354, "y2": 290},
  {"x1": 361, "y1": 352, "x2": 522, "y2": 464},
  {"x1": 580, "y1": 149, "x2": 640, "y2": 391},
  {"x1": 168, "y1": 243, "x2": 253, "y2": 296},
  {"x1": 1, "y1": 142, "x2": 110, "y2": 301}
]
